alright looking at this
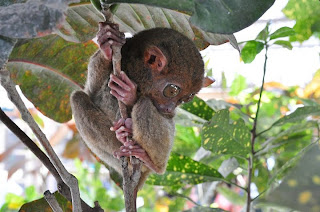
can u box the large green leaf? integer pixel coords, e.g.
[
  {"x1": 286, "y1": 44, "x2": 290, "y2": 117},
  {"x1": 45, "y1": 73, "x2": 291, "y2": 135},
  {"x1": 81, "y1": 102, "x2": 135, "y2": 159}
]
[
  {"x1": 283, "y1": 0, "x2": 320, "y2": 42},
  {"x1": 7, "y1": 35, "x2": 97, "y2": 122},
  {"x1": 273, "y1": 106, "x2": 320, "y2": 126},
  {"x1": 19, "y1": 191, "x2": 72, "y2": 212},
  {"x1": 267, "y1": 143, "x2": 320, "y2": 211},
  {"x1": 59, "y1": 3, "x2": 239, "y2": 50},
  {"x1": 175, "y1": 108, "x2": 207, "y2": 127},
  {"x1": 201, "y1": 109, "x2": 251, "y2": 157},
  {"x1": 216, "y1": 186, "x2": 246, "y2": 205},
  {"x1": 191, "y1": 0, "x2": 274, "y2": 34},
  {"x1": 57, "y1": 3, "x2": 104, "y2": 43},
  {"x1": 180, "y1": 96, "x2": 215, "y2": 121},
  {"x1": 147, "y1": 153, "x2": 223, "y2": 186},
  {"x1": 229, "y1": 74, "x2": 247, "y2": 96},
  {"x1": 103, "y1": 0, "x2": 275, "y2": 34}
]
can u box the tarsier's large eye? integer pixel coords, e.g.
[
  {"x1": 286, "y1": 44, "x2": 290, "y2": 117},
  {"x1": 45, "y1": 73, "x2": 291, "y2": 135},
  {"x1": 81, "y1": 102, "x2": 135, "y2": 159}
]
[{"x1": 163, "y1": 84, "x2": 181, "y2": 97}]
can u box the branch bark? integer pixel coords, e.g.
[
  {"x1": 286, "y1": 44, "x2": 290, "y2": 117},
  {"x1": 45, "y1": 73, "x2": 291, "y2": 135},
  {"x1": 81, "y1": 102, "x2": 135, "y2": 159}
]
[
  {"x1": 100, "y1": 5, "x2": 142, "y2": 212},
  {"x1": 0, "y1": 107, "x2": 102, "y2": 211},
  {"x1": 0, "y1": 67, "x2": 83, "y2": 212}
]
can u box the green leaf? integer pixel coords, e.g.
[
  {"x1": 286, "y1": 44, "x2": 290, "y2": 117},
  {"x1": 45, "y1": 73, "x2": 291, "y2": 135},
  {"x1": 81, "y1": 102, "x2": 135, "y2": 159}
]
[
  {"x1": 201, "y1": 109, "x2": 251, "y2": 157},
  {"x1": 229, "y1": 75, "x2": 247, "y2": 96},
  {"x1": 180, "y1": 96, "x2": 215, "y2": 121},
  {"x1": 216, "y1": 186, "x2": 246, "y2": 205},
  {"x1": 56, "y1": 3, "x2": 104, "y2": 43},
  {"x1": 271, "y1": 121, "x2": 316, "y2": 143},
  {"x1": 106, "y1": 0, "x2": 194, "y2": 13},
  {"x1": 269, "y1": 27, "x2": 295, "y2": 40},
  {"x1": 147, "y1": 153, "x2": 223, "y2": 186},
  {"x1": 273, "y1": 106, "x2": 320, "y2": 126},
  {"x1": 283, "y1": 0, "x2": 320, "y2": 42},
  {"x1": 241, "y1": 40, "x2": 264, "y2": 64},
  {"x1": 175, "y1": 108, "x2": 207, "y2": 127},
  {"x1": 7, "y1": 35, "x2": 97, "y2": 122},
  {"x1": 59, "y1": 3, "x2": 238, "y2": 50},
  {"x1": 19, "y1": 191, "x2": 72, "y2": 212},
  {"x1": 273, "y1": 40, "x2": 293, "y2": 50},
  {"x1": 105, "y1": 0, "x2": 275, "y2": 34},
  {"x1": 256, "y1": 23, "x2": 270, "y2": 42},
  {"x1": 267, "y1": 143, "x2": 320, "y2": 211},
  {"x1": 268, "y1": 142, "x2": 314, "y2": 187},
  {"x1": 190, "y1": 0, "x2": 275, "y2": 34},
  {"x1": 184, "y1": 207, "x2": 224, "y2": 212},
  {"x1": 221, "y1": 72, "x2": 227, "y2": 90}
]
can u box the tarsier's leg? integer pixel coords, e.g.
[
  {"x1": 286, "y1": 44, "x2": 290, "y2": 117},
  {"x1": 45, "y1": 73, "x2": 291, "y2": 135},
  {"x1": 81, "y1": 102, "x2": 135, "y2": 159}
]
[{"x1": 70, "y1": 91, "x2": 123, "y2": 173}]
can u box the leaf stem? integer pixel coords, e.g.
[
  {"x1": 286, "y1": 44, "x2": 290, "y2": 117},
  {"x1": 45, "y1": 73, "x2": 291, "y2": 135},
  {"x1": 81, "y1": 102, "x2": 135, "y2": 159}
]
[{"x1": 246, "y1": 43, "x2": 269, "y2": 212}]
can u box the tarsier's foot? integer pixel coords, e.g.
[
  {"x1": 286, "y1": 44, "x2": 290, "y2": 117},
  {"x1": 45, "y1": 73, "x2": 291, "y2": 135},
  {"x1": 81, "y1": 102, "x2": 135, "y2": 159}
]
[
  {"x1": 110, "y1": 118, "x2": 133, "y2": 144},
  {"x1": 111, "y1": 118, "x2": 162, "y2": 173},
  {"x1": 113, "y1": 143, "x2": 162, "y2": 174},
  {"x1": 97, "y1": 22, "x2": 126, "y2": 60}
]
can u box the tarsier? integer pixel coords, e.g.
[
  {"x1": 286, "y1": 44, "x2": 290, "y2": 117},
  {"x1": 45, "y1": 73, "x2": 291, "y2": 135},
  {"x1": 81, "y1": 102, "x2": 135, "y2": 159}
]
[{"x1": 71, "y1": 23, "x2": 213, "y2": 188}]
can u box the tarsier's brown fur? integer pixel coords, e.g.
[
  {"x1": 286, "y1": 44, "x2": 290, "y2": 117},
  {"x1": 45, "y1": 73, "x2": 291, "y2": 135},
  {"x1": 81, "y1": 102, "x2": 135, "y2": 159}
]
[{"x1": 71, "y1": 28, "x2": 205, "y2": 188}]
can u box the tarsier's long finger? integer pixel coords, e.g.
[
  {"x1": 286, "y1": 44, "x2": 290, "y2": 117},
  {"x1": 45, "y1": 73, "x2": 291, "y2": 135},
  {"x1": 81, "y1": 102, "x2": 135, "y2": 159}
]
[
  {"x1": 109, "y1": 74, "x2": 131, "y2": 91},
  {"x1": 116, "y1": 126, "x2": 132, "y2": 134},
  {"x1": 123, "y1": 140, "x2": 135, "y2": 147},
  {"x1": 109, "y1": 89, "x2": 126, "y2": 104},
  {"x1": 119, "y1": 71, "x2": 136, "y2": 89},
  {"x1": 97, "y1": 32, "x2": 125, "y2": 47}
]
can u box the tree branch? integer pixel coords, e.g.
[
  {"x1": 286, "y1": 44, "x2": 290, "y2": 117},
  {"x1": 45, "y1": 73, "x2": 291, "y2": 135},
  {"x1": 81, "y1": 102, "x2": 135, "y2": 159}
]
[
  {"x1": 0, "y1": 108, "x2": 102, "y2": 211},
  {"x1": 100, "y1": 5, "x2": 142, "y2": 212},
  {"x1": 0, "y1": 67, "x2": 83, "y2": 212}
]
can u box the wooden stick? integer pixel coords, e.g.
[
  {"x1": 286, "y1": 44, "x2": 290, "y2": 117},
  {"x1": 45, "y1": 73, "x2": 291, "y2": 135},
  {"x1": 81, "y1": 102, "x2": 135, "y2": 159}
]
[
  {"x1": 0, "y1": 67, "x2": 82, "y2": 212},
  {"x1": 100, "y1": 5, "x2": 142, "y2": 212}
]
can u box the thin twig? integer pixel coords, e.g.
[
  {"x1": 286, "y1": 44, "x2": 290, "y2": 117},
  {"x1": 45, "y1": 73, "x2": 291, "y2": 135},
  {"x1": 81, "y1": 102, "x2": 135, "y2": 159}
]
[
  {"x1": 44, "y1": 190, "x2": 63, "y2": 212},
  {"x1": 170, "y1": 191, "x2": 202, "y2": 207},
  {"x1": 0, "y1": 68, "x2": 82, "y2": 212},
  {"x1": 0, "y1": 108, "x2": 102, "y2": 211},
  {"x1": 246, "y1": 44, "x2": 269, "y2": 212}
]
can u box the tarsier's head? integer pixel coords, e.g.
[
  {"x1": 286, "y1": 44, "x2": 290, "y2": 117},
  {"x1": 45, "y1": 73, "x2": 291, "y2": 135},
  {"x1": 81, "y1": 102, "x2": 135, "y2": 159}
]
[{"x1": 121, "y1": 28, "x2": 213, "y2": 118}]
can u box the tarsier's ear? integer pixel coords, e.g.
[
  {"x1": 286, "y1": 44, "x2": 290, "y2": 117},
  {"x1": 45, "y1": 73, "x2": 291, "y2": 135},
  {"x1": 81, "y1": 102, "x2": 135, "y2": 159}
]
[
  {"x1": 203, "y1": 76, "x2": 215, "y2": 87},
  {"x1": 144, "y1": 46, "x2": 167, "y2": 72}
]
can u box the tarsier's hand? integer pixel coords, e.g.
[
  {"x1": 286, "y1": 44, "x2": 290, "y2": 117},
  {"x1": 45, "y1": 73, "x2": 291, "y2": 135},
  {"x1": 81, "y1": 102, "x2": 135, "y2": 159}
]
[
  {"x1": 111, "y1": 118, "x2": 162, "y2": 174},
  {"x1": 97, "y1": 22, "x2": 126, "y2": 60},
  {"x1": 108, "y1": 71, "x2": 137, "y2": 106}
]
